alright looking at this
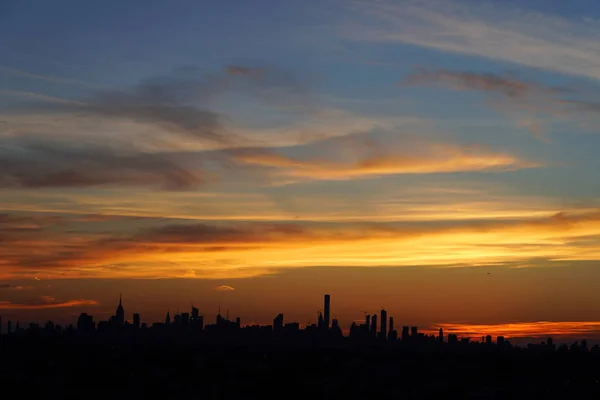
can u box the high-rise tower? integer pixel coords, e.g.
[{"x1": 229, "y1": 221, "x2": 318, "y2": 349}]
[
  {"x1": 323, "y1": 294, "x2": 331, "y2": 330},
  {"x1": 115, "y1": 294, "x2": 125, "y2": 328},
  {"x1": 380, "y1": 309, "x2": 387, "y2": 338},
  {"x1": 370, "y1": 314, "x2": 377, "y2": 336}
]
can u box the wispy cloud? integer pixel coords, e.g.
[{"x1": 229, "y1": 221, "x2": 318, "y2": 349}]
[
  {"x1": 4, "y1": 209, "x2": 600, "y2": 279},
  {"x1": 0, "y1": 297, "x2": 98, "y2": 309},
  {"x1": 400, "y1": 68, "x2": 562, "y2": 98},
  {"x1": 346, "y1": 0, "x2": 600, "y2": 81},
  {"x1": 0, "y1": 284, "x2": 33, "y2": 290},
  {"x1": 0, "y1": 65, "x2": 98, "y2": 88},
  {"x1": 215, "y1": 285, "x2": 235, "y2": 291},
  {"x1": 233, "y1": 140, "x2": 539, "y2": 183},
  {"x1": 0, "y1": 89, "x2": 85, "y2": 105},
  {"x1": 0, "y1": 139, "x2": 203, "y2": 190}
]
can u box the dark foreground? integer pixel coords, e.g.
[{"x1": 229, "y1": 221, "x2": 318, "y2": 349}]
[{"x1": 2, "y1": 336, "x2": 600, "y2": 399}]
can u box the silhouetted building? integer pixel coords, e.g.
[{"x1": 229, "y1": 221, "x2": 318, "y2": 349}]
[
  {"x1": 370, "y1": 314, "x2": 377, "y2": 336},
  {"x1": 317, "y1": 312, "x2": 324, "y2": 330},
  {"x1": 165, "y1": 310, "x2": 171, "y2": 326},
  {"x1": 133, "y1": 313, "x2": 140, "y2": 330},
  {"x1": 497, "y1": 336, "x2": 505, "y2": 346},
  {"x1": 485, "y1": 335, "x2": 492, "y2": 345},
  {"x1": 402, "y1": 326, "x2": 409, "y2": 341},
  {"x1": 77, "y1": 313, "x2": 94, "y2": 333},
  {"x1": 181, "y1": 313, "x2": 190, "y2": 326},
  {"x1": 44, "y1": 321, "x2": 54, "y2": 332},
  {"x1": 324, "y1": 294, "x2": 330, "y2": 330},
  {"x1": 411, "y1": 326, "x2": 418, "y2": 338},
  {"x1": 448, "y1": 334, "x2": 458, "y2": 344},
  {"x1": 439, "y1": 328, "x2": 444, "y2": 343},
  {"x1": 274, "y1": 313, "x2": 284, "y2": 335},
  {"x1": 115, "y1": 294, "x2": 125, "y2": 328},
  {"x1": 191, "y1": 306, "x2": 203, "y2": 330},
  {"x1": 379, "y1": 309, "x2": 387, "y2": 339}
]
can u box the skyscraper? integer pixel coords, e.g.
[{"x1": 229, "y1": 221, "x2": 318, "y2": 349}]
[
  {"x1": 439, "y1": 328, "x2": 444, "y2": 343},
  {"x1": 323, "y1": 294, "x2": 331, "y2": 330},
  {"x1": 380, "y1": 309, "x2": 387, "y2": 338},
  {"x1": 115, "y1": 294, "x2": 125, "y2": 328},
  {"x1": 370, "y1": 314, "x2": 377, "y2": 336}
]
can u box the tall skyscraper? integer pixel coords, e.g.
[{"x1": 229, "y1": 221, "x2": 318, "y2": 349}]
[
  {"x1": 115, "y1": 294, "x2": 125, "y2": 328},
  {"x1": 323, "y1": 294, "x2": 331, "y2": 330},
  {"x1": 389, "y1": 317, "x2": 394, "y2": 335},
  {"x1": 439, "y1": 328, "x2": 444, "y2": 343},
  {"x1": 380, "y1": 309, "x2": 387, "y2": 338}
]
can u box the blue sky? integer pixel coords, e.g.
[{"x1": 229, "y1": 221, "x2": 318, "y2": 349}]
[{"x1": 5, "y1": 0, "x2": 600, "y2": 337}]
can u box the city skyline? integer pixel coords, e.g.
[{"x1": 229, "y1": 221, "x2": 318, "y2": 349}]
[
  {"x1": 4, "y1": 0, "x2": 600, "y2": 343},
  {"x1": 3, "y1": 291, "x2": 600, "y2": 346}
]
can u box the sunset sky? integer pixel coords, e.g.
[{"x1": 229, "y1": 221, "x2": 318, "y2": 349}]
[{"x1": 3, "y1": 0, "x2": 600, "y2": 342}]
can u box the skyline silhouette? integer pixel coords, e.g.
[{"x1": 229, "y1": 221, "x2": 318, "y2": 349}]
[{"x1": 3, "y1": 293, "x2": 599, "y2": 349}]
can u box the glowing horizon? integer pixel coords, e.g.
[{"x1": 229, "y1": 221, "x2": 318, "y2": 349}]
[{"x1": 3, "y1": 0, "x2": 600, "y2": 340}]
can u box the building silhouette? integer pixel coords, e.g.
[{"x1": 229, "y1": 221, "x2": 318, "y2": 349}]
[
  {"x1": 402, "y1": 326, "x2": 409, "y2": 341},
  {"x1": 323, "y1": 294, "x2": 330, "y2": 331},
  {"x1": 133, "y1": 313, "x2": 140, "y2": 330},
  {"x1": 380, "y1": 309, "x2": 387, "y2": 339},
  {"x1": 113, "y1": 294, "x2": 125, "y2": 328},
  {"x1": 370, "y1": 314, "x2": 377, "y2": 337}
]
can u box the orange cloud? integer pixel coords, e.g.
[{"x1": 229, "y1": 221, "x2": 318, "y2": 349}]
[
  {"x1": 429, "y1": 321, "x2": 600, "y2": 340},
  {"x1": 234, "y1": 143, "x2": 538, "y2": 182},
  {"x1": 3, "y1": 209, "x2": 600, "y2": 279},
  {"x1": 215, "y1": 285, "x2": 235, "y2": 291},
  {"x1": 0, "y1": 298, "x2": 98, "y2": 310},
  {"x1": 0, "y1": 284, "x2": 33, "y2": 290}
]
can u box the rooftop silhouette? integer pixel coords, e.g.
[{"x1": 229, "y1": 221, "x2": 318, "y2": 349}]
[{"x1": 3, "y1": 293, "x2": 600, "y2": 398}]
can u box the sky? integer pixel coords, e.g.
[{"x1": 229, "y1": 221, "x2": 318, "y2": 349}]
[{"x1": 3, "y1": 0, "x2": 600, "y2": 343}]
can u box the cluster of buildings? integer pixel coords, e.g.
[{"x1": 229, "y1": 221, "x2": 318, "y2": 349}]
[{"x1": 0, "y1": 293, "x2": 517, "y2": 348}]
